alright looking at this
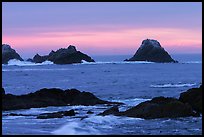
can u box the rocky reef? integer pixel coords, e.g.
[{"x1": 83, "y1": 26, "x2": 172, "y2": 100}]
[
  {"x1": 2, "y1": 44, "x2": 23, "y2": 64},
  {"x1": 2, "y1": 88, "x2": 123, "y2": 111},
  {"x1": 30, "y1": 45, "x2": 95, "y2": 64},
  {"x1": 125, "y1": 39, "x2": 178, "y2": 63},
  {"x1": 99, "y1": 85, "x2": 202, "y2": 119}
]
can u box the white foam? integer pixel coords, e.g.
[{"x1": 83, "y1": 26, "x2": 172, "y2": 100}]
[
  {"x1": 182, "y1": 61, "x2": 202, "y2": 64},
  {"x1": 52, "y1": 121, "x2": 100, "y2": 135},
  {"x1": 4, "y1": 59, "x2": 53, "y2": 66},
  {"x1": 110, "y1": 98, "x2": 150, "y2": 107},
  {"x1": 2, "y1": 68, "x2": 71, "y2": 72},
  {"x1": 81, "y1": 60, "x2": 154, "y2": 65},
  {"x1": 150, "y1": 83, "x2": 197, "y2": 88}
]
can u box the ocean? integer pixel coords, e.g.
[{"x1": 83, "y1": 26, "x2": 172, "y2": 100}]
[{"x1": 2, "y1": 54, "x2": 202, "y2": 135}]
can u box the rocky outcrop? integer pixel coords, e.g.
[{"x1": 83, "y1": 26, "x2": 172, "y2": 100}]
[
  {"x1": 99, "y1": 96, "x2": 200, "y2": 119},
  {"x1": 119, "y1": 97, "x2": 198, "y2": 119},
  {"x1": 2, "y1": 88, "x2": 123, "y2": 111},
  {"x1": 179, "y1": 85, "x2": 202, "y2": 114},
  {"x1": 32, "y1": 54, "x2": 48, "y2": 63},
  {"x1": 31, "y1": 45, "x2": 95, "y2": 64},
  {"x1": 2, "y1": 44, "x2": 23, "y2": 64},
  {"x1": 125, "y1": 39, "x2": 177, "y2": 63},
  {"x1": 98, "y1": 106, "x2": 120, "y2": 116},
  {"x1": 37, "y1": 109, "x2": 76, "y2": 119}
]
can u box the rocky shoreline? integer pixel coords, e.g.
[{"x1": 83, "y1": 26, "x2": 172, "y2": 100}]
[
  {"x1": 99, "y1": 85, "x2": 202, "y2": 119},
  {"x1": 2, "y1": 85, "x2": 202, "y2": 120},
  {"x1": 2, "y1": 88, "x2": 123, "y2": 111}
]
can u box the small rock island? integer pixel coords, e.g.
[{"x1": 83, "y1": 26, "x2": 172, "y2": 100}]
[
  {"x1": 2, "y1": 44, "x2": 24, "y2": 64},
  {"x1": 125, "y1": 39, "x2": 178, "y2": 63},
  {"x1": 30, "y1": 45, "x2": 95, "y2": 64}
]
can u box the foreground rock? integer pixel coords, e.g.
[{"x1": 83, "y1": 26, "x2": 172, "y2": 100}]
[
  {"x1": 119, "y1": 97, "x2": 198, "y2": 119},
  {"x1": 2, "y1": 44, "x2": 23, "y2": 64},
  {"x1": 100, "y1": 96, "x2": 199, "y2": 119},
  {"x1": 37, "y1": 109, "x2": 75, "y2": 119},
  {"x1": 98, "y1": 106, "x2": 120, "y2": 116},
  {"x1": 125, "y1": 39, "x2": 177, "y2": 63},
  {"x1": 179, "y1": 85, "x2": 202, "y2": 114},
  {"x1": 2, "y1": 88, "x2": 123, "y2": 111},
  {"x1": 2, "y1": 88, "x2": 5, "y2": 95},
  {"x1": 31, "y1": 45, "x2": 95, "y2": 64}
]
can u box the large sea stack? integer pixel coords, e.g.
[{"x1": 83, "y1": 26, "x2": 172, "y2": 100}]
[
  {"x1": 31, "y1": 45, "x2": 95, "y2": 64},
  {"x1": 125, "y1": 39, "x2": 178, "y2": 63},
  {"x1": 2, "y1": 44, "x2": 23, "y2": 64}
]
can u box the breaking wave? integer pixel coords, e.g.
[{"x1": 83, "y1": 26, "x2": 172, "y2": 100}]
[
  {"x1": 150, "y1": 83, "x2": 197, "y2": 88},
  {"x1": 182, "y1": 61, "x2": 202, "y2": 64},
  {"x1": 3, "y1": 59, "x2": 53, "y2": 66},
  {"x1": 81, "y1": 60, "x2": 155, "y2": 65}
]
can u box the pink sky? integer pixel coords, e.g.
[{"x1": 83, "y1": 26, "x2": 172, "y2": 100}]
[{"x1": 2, "y1": 26, "x2": 202, "y2": 58}]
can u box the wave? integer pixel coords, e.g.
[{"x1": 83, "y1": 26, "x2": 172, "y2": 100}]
[
  {"x1": 3, "y1": 59, "x2": 53, "y2": 66},
  {"x1": 150, "y1": 83, "x2": 197, "y2": 88},
  {"x1": 182, "y1": 61, "x2": 202, "y2": 64},
  {"x1": 81, "y1": 60, "x2": 155, "y2": 65},
  {"x1": 109, "y1": 98, "x2": 150, "y2": 107},
  {"x1": 52, "y1": 120, "x2": 100, "y2": 135},
  {"x1": 51, "y1": 114, "x2": 144, "y2": 135}
]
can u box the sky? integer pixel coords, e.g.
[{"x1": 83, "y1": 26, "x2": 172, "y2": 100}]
[{"x1": 2, "y1": 2, "x2": 202, "y2": 58}]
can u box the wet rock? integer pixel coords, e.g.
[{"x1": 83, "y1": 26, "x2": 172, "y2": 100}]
[
  {"x1": 98, "y1": 106, "x2": 120, "y2": 116},
  {"x1": 6, "y1": 113, "x2": 36, "y2": 117},
  {"x1": 37, "y1": 112, "x2": 63, "y2": 119},
  {"x1": 120, "y1": 96, "x2": 198, "y2": 119},
  {"x1": 87, "y1": 110, "x2": 94, "y2": 114},
  {"x1": 2, "y1": 44, "x2": 23, "y2": 64},
  {"x1": 2, "y1": 88, "x2": 123, "y2": 111},
  {"x1": 36, "y1": 109, "x2": 75, "y2": 119},
  {"x1": 179, "y1": 85, "x2": 202, "y2": 113},
  {"x1": 63, "y1": 109, "x2": 75, "y2": 116},
  {"x1": 124, "y1": 39, "x2": 177, "y2": 63}
]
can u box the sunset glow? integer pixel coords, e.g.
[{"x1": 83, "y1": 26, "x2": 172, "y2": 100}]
[{"x1": 2, "y1": 2, "x2": 202, "y2": 58}]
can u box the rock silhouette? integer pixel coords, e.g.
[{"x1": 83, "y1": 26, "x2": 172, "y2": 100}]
[
  {"x1": 125, "y1": 39, "x2": 177, "y2": 63},
  {"x1": 2, "y1": 88, "x2": 123, "y2": 111},
  {"x1": 2, "y1": 44, "x2": 23, "y2": 64},
  {"x1": 31, "y1": 45, "x2": 95, "y2": 64}
]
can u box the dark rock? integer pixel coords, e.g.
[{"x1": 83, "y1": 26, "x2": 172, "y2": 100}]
[
  {"x1": 179, "y1": 85, "x2": 202, "y2": 113},
  {"x1": 98, "y1": 106, "x2": 120, "y2": 116},
  {"x1": 2, "y1": 88, "x2": 5, "y2": 95},
  {"x1": 7, "y1": 113, "x2": 36, "y2": 117},
  {"x1": 2, "y1": 44, "x2": 23, "y2": 64},
  {"x1": 63, "y1": 109, "x2": 76, "y2": 116},
  {"x1": 32, "y1": 45, "x2": 95, "y2": 64},
  {"x1": 36, "y1": 109, "x2": 75, "y2": 119},
  {"x1": 87, "y1": 110, "x2": 94, "y2": 114},
  {"x1": 32, "y1": 54, "x2": 48, "y2": 63},
  {"x1": 26, "y1": 58, "x2": 34, "y2": 62},
  {"x1": 120, "y1": 96, "x2": 198, "y2": 119},
  {"x1": 37, "y1": 112, "x2": 63, "y2": 119},
  {"x1": 2, "y1": 88, "x2": 123, "y2": 111},
  {"x1": 125, "y1": 39, "x2": 178, "y2": 63}
]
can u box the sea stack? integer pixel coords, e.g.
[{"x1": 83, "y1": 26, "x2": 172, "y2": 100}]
[
  {"x1": 125, "y1": 39, "x2": 178, "y2": 63},
  {"x1": 31, "y1": 45, "x2": 95, "y2": 64},
  {"x1": 2, "y1": 44, "x2": 23, "y2": 64}
]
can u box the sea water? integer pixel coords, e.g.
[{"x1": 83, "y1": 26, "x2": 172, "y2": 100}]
[{"x1": 2, "y1": 54, "x2": 202, "y2": 135}]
